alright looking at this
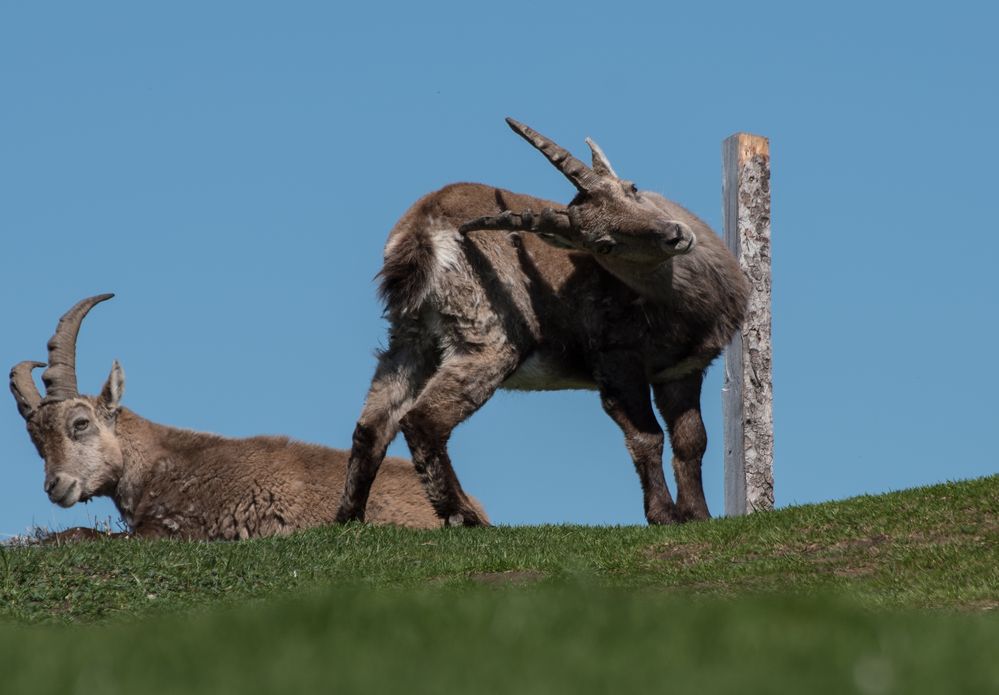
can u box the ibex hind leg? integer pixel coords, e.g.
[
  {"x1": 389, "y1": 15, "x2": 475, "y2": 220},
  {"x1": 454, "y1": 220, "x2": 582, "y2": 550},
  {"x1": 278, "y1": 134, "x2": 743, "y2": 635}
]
[
  {"x1": 653, "y1": 373, "x2": 710, "y2": 522},
  {"x1": 335, "y1": 343, "x2": 435, "y2": 523},
  {"x1": 399, "y1": 347, "x2": 519, "y2": 527},
  {"x1": 595, "y1": 351, "x2": 679, "y2": 525}
]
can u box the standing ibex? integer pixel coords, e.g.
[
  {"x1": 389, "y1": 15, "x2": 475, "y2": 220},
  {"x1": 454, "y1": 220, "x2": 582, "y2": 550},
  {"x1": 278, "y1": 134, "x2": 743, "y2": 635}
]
[
  {"x1": 10, "y1": 294, "x2": 487, "y2": 539},
  {"x1": 335, "y1": 118, "x2": 750, "y2": 527}
]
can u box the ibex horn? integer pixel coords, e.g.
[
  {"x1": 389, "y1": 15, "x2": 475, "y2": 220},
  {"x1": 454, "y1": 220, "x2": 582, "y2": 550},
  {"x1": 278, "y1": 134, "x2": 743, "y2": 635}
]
[
  {"x1": 459, "y1": 207, "x2": 574, "y2": 237},
  {"x1": 505, "y1": 118, "x2": 601, "y2": 193},
  {"x1": 585, "y1": 137, "x2": 618, "y2": 179},
  {"x1": 41, "y1": 293, "x2": 115, "y2": 403},
  {"x1": 10, "y1": 361, "x2": 46, "y2": 420}
]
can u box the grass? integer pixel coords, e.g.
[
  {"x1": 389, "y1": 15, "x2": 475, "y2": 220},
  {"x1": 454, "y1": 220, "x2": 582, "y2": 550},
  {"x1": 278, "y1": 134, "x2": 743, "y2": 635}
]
[
  {"x1": 3, "y1": 587, "x2": 998, "y2": 694},
  {"x1": 0, "y1": 475, "x2": 996, "y2": 693}
]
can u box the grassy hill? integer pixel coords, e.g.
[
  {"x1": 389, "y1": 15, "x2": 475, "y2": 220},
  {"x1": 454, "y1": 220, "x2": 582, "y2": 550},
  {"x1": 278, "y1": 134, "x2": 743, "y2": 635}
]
[{"x1": 1, "y1": 475, "x2": 996, "y2": 693}]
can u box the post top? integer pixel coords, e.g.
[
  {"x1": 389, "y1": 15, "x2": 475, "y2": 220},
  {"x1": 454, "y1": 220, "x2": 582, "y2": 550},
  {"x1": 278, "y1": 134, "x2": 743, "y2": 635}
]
[{"x1": 724, "y1": 132, "x2": 769, "y2": 159}]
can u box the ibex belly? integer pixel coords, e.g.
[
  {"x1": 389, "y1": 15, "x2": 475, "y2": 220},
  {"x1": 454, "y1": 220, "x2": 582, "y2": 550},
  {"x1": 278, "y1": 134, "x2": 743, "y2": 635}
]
[
  {"x1": 501, "y1": 353, "x2": 597, "y2": 391},
  {"x1": 649, "y1": 353, "x2": 715, "y2": 383}
]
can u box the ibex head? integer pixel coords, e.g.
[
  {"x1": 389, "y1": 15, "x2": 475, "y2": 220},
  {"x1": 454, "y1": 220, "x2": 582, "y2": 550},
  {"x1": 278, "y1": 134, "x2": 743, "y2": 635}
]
[
  {"x1": 460, "y1": 117, "x2": 696, "y2": 262},
  {"x1": 10, "y1": 294, "x2": 126, "y2": 508}
]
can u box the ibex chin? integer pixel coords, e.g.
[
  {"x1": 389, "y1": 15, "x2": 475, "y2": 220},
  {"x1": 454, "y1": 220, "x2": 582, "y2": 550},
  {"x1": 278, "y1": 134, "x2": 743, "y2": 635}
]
[
  {"x1": 10, "y1": 295, "x2": 487, "y2": 539},
  {"x1": 336, "y1": 118, "x2": 750, "y2": 527}
]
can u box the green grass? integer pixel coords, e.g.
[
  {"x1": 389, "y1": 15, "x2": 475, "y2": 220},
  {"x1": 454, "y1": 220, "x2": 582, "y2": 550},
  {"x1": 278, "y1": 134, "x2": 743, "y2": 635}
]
[
  {"x1": 3, "y1": 587, "x2": 998, "y2": 694},
  {"x1": 1, "y1": 475, "x2": 996, "y2": 693}
]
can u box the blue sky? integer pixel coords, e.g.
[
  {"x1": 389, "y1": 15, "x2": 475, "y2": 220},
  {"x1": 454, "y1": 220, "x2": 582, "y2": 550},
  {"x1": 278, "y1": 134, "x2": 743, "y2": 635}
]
[{"x1": 1, "y1": 2, "x2": 996, "y2": 536}]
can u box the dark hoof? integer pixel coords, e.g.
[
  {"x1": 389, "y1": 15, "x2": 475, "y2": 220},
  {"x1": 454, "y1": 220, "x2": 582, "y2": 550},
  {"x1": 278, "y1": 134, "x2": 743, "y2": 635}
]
[
  {"x1": 444, "y1": 509, "x2": 490, "y2": 527},
  {"x1": 676, "y1": 508, "x2": 711, "y2": 524},
  {"x1": 333, "y1": 507, "x2": 366, "y2": 524},
  {"x1": 646, "y1": 506, "x2": 681, "y2": 526}
]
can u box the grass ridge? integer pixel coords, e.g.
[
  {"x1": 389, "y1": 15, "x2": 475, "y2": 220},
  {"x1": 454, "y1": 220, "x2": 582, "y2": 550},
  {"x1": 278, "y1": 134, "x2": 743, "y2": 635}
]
[{"x1": 1, "y1": 474, "x2": 995, "y2": 624}]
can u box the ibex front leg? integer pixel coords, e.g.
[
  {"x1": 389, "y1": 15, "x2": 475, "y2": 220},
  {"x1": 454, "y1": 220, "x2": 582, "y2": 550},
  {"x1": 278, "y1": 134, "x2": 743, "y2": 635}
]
[
  {"x1": 654, "y1": 373, "x2": 710, "y2": 522},
  {"x1": 595, "y1": 352, "x2": 679, "y2": 525},
  {"x1": 399, "y1": 348, "x2": 517, "y2": 527}
]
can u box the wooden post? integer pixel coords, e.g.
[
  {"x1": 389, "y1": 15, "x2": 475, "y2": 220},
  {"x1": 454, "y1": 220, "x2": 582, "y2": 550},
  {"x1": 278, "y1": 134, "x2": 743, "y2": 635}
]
[{"x1": 722, "y1": 133, "x2": 774, "y2": 516}]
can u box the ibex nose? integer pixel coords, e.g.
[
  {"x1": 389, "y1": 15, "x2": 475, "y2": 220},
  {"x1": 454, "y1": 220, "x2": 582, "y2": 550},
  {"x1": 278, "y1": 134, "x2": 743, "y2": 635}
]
[
  {"x1": 45, "y1": 473, "x2": 81, "y2": 507},
  {"x1": 658, "y1": 221, "x2": 695, "y2": 254},
  {"x1": 660, "y1": 223, "x2": 684, "y2": 246}
]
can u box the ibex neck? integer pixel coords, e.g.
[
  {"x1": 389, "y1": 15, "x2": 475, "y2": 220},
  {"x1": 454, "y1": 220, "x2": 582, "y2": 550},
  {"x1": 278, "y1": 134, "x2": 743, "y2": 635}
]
[
  {"x1": 595, "y1": 247, "x2": 748, "y2": 352},
  {"x1": 111, "y1": 409, "x2": 219, "y2": 528},
  {"x1": 107, "y1": 410, "x2": 156, "y2": 526},
  {"x1": 595, "y1": 256, "x2": 680, "y2": 304}
]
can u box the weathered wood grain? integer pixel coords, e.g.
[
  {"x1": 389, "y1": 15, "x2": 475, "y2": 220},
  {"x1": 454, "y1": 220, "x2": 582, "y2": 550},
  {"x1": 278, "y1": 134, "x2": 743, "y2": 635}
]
[{"x1": 722, "y1": 133, "x2": 774, "y2": 516}]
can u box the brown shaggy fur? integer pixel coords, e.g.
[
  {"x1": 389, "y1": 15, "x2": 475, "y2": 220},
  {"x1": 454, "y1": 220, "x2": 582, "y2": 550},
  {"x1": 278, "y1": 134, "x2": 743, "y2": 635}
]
[
  {"x1": 20, "y1": 397, "x2": 487, "y2": 539},
  {"x1": 11, "y1": 297, "x2": 487, "y2": 540},
  {"x1": 337, "y1": 120, "x2": 749, "y2": 527}
]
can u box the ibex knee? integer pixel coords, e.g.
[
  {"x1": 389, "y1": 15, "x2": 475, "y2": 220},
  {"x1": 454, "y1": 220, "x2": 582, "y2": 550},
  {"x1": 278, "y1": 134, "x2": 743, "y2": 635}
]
[
  {"x1": 669, "y1": 412, "x2": 706, "y2": 461},
  {"x1": 351, "y1": 421, "x2": 379, "y2": 454},
  {"x1": 399, "y1": 409, "x2": 446, "y2": 453},
  {"x1": 628, "y1": 429, "x2": 665, "y2": 460},
  {"x1": 353, "y1": 408, "x2": 402, "y2": 456}
]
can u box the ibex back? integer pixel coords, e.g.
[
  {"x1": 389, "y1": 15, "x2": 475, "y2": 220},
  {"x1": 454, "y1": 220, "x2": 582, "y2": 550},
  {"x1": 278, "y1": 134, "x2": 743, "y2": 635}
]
[{"x1": 336, "y1": 118, "x2": 749, "y2": 526}]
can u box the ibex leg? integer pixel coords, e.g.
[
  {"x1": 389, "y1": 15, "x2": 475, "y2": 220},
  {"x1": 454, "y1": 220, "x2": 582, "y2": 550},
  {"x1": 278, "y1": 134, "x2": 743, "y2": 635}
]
[
  {"x1": 595, "y1": 352, "x2": 679, "y2": 525},
  {"x1": 653, "y1": 373, "x2": 710, "y2": 522},
  {"x1": 335, "y1": 343, "x2": 433, "y2": 523},
  {"x1": 399, "y1": 347, "x2": 518, "y2": 526}
]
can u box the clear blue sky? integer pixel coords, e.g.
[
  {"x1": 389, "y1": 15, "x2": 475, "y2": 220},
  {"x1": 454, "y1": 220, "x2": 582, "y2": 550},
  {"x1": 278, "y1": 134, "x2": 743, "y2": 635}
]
[{"x1": 2, "y1": 2, "x2": 996, "y2": 536}]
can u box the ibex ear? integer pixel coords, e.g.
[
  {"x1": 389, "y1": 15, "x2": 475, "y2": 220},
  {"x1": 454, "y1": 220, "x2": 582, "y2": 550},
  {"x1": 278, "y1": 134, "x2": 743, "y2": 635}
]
[
  {"x1": 99, "y1": 360, "x2": 125, "y2": 415},
  {"x1": 585, "y1": 137, "x2": 618, "y2": 179}
]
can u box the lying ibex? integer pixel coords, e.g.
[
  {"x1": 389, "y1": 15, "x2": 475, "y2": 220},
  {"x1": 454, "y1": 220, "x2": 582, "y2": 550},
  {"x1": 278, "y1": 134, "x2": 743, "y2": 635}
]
[
  {"x1": 10, "y1": 294, "x2": 486, "y2": 539},
  {"x1": 336, "y1": 118, "x2": 749, "y2": 527}
]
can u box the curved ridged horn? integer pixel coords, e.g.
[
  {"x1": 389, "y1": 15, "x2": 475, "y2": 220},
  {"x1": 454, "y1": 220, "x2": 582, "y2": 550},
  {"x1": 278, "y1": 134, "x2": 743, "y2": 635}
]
[
  {"x1": 10, "y1": 361, "x2": 46, "y2": 420},
  {"x1": 41, "y1": 293, "x2": 115, "y2": 402},
  {"x1": 505, "y1": 117, "x2": 601, "y2": 192},
  {"x1": 585, "y1": 137, "x2": 618, "y2": 179},
  {"x1": 459, "y1": 207, "x2": 574, "y2": 236}
]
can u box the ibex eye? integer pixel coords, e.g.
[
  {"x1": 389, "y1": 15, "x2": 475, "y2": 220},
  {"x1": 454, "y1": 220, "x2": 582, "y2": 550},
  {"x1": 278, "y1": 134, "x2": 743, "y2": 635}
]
[
  {"x1": 630, "y1": 183, "x2": 639, "y2": 194},
  {"x1": 72, "y1": 418, "x2": 89, "y2": 433}
]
